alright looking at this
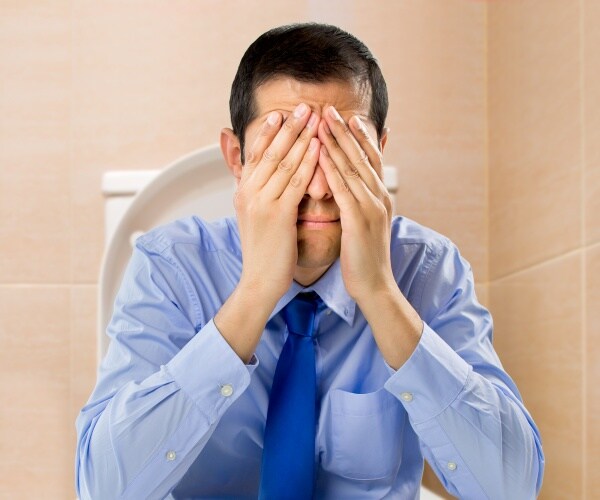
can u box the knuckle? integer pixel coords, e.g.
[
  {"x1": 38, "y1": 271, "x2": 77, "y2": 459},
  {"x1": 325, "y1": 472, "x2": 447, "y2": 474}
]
[
  {"x1": 282, "y1": 119, "x2": 295, "y2": 132},
  {"x1": 344, "y1": 163, "x2": 360, "y2": 177},
  {"x1": 383, "y1": 196, "x2": 393, "y2": 213},
  {"x1": 357, "y1": 151, "x2": 370, "y2": 166},
  {"x1": 277, "y1": 160, "x2": 292, "y2": 172},
  {"x1": 245, "y1": 149, "x2": 256, "y2": 164},
  {"x1": 341, "y1": 179, "x2": 351, "y2": 192},
  {"x1": 289, "y1": 173, "x2": 303, "y2": 188},
  {"x1": 263, "y1": 148, "x2": 277, "y2": 162},
  {"x1": 342, "y1": 124, "x2": 353, "y2": 137},
  {"x1": 373, "y1": 196, "x2": 389, "y2": 216}
]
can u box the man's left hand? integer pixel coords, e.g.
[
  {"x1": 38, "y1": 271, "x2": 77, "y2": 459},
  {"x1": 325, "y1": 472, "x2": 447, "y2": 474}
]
[{"x1": 317, "y1": 106, "x2": 396, "y2": 303}]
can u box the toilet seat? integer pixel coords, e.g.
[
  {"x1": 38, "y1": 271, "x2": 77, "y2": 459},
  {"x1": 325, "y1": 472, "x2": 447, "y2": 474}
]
[{"x1": 98, "y1": 144, "x2": 235, "y2": 362}]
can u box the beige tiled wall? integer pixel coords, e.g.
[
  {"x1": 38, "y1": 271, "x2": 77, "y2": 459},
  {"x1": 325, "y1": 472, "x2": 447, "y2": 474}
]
[
  {"x1": 488, "y1": 0, "x2": 598, "y2": 498},
  {"x1": 3, "y1": 1, "x2": 597, "y2": 499}
]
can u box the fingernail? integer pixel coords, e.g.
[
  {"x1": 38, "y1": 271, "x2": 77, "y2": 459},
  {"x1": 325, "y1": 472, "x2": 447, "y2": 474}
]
[
  {"x1": 307, "y1": 112, "x2": 318, "y2": 129},
  {"x1": 267, "y1": 112, "x2": 280, "y2": 126},
  {"x1": 328, "y1": 106, "x2": 341, "y2": 121},
  {"x1": 352, "y1": 116, "x2": 366, "y2": 131},
  {"x1": 294, "y1": 103, "x2": 309, "y2": 118}
]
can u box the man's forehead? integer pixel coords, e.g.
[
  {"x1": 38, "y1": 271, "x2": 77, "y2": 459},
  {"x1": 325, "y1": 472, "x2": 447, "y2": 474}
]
[{"x1": 253, "y1": 76, "x2": 372, "y2": 118}]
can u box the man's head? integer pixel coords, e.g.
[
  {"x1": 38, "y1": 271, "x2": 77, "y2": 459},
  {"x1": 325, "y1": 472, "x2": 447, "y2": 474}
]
[
  {"x1": 229, "y1": 23, "x2": 388, "y2": 163},
  {"x1": 221, "y1": 23, "x2": 389, "y2": 285}
]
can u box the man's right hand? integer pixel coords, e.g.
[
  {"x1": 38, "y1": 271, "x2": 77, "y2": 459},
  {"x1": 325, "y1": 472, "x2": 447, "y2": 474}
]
[
  {"x1": 214, "y1": 103, "x2": 320, "y2": 363},
  {"x1": 235, "y1": 103, "x2": 320, "y2": 305}
]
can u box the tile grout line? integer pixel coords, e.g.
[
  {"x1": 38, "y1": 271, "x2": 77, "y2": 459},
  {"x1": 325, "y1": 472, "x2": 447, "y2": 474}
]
[
  {"x1": 488, "y1": 242, "x2": 600, "y2": 284},
  {"x1": 0, "y1": 283, "x2": 96, "y2": 288},
  {"x1": 484, "y1": 1, "x2": 490, "y2": 287},
  {"x1": 68, "y1": 0, "x2": 75, "y2": 464},
  {"x1": 579, "y1": 0, "x2": 587, "y2": 496}
]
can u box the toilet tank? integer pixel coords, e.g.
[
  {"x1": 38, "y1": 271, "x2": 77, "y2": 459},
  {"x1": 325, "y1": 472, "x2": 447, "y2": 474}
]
[{"x1": 102, "y1": 170, "x2": 161, "y2": 247}]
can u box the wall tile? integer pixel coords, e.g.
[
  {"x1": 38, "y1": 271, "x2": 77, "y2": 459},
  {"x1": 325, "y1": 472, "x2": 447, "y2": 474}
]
[
  {"x1": 488, "y1": 1, "x2": 582, "y2": 278},
  {"x1": 585, "y1": 164, "x2": 600, "y2": 246},
  {"x1": 0, "y1": 3, "x2": 71, "y2": 284},
  {"x1": 69, "y1": 1, "x2": 488, "y2": 283},
  {"x1": 70, "y1": 284, "x2": 98, "y2": 488},
  {"x1": 585, "y1": 244, "x2": 600, "y2": 498},
  {"x1": 584, "y1": 0, "x2": 600, "y2": 245},
  {"x1": 489, "y1": 253, "x2": 582, "y2": 498},
  {"x1": 475, "y1": 283, "x2": 489, "y2": 309},
  {"x1": 70, "y1": 1, "x2": 308, "y2": 283},
  {"x1": 386, "y1": 1, "x2": 487, "y2": 281},
  {"x1": 0, "y1": 285, "x2": 72, "y2": 498}
]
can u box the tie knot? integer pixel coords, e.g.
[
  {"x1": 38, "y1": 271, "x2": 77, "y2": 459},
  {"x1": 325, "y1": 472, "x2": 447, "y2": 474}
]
[{"x1": 283, "y1": 292, "x2": 320, "y2": 338}]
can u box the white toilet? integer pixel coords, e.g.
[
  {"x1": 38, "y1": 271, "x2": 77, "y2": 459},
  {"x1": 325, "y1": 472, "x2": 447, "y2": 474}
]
[
  {"x1": 98, "y1": 144, "x2": 444, "y2": 500},
  {"x1": 99, "y1": 144, "x2": 236, "y2": 362}
]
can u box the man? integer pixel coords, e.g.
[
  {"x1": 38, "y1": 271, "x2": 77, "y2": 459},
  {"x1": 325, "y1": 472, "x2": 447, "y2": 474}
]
[{"x1": 76, "y1": 23, "x2": 544, "y2": 499}]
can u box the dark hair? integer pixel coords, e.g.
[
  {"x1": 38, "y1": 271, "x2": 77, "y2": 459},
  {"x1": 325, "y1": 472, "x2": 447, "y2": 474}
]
[{"x1": 229, "y1": 23, "x2": 388, "y2": 161}]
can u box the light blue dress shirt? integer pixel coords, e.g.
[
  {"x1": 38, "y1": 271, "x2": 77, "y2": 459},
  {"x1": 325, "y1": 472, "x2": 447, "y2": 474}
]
[{"x1": 75, "y1": 215, "x2": 544, "y2": 499}]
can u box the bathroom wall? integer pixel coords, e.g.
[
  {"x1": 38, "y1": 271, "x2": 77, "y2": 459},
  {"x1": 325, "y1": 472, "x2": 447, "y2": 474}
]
[
  {"x1": 3, "y1": 1, "x2": 593, "y2": 498},
  {"x1": 487, "y1": 1, "x2": 599, "y2": 497}
]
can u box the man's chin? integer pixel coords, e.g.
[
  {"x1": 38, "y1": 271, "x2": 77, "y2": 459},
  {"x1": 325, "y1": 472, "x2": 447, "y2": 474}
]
[
  {"x1": 293, "y1": 231, "x2": 340, "y2": 282},
  {"x1": 294, "y1": 250, "x2": 339, "y2": 286}
]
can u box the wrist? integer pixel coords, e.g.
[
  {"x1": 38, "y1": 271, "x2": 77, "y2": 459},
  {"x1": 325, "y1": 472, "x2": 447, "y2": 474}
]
[
  {"x1": 352, "y1": 273, "x2": 398, "y2": 307},
  {"x1": 214, "y1": 279, "x2": 281, "y2": 364},
  {"x1": 237, "y1": 275, "x2": 286, "y2": 310},
  {"x1": 358, "y1": 285, "x2": 423, "y2": 370}
]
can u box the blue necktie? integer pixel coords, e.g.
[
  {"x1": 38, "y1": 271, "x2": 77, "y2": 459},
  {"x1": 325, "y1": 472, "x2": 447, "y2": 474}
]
[{"x1": 259, "y1": 292, "x2": 320, "y2": 499}]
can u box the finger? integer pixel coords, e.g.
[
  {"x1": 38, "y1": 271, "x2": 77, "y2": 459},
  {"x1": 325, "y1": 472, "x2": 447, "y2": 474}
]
[
  {"x1": 248, "y1": 102, "x2": 312, "y2": 190},
  {"x1": 279, "y1": 137, "x2": 320, "y2": 206},
  {"x1": 318, "y1": 144, "x2": 363, "y2": 215},
  {"x1": 318, "y1": 117, "x2": 374, "y2": 205},
  {"x1": 321, "y1": 106, "x2": 382, "y2": 196},
  {"x1": 348, "y1": 115, "x2": 385, "y2": 181},
  {"x1": 263, "y1": 111, "x2": 319, "y2": 199},
  {"x1": 240, "y1": 111, "x2": 282, "y2": 187}
]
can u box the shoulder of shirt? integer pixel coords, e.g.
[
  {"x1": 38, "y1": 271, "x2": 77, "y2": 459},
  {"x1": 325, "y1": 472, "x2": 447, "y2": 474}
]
[
  {"x1": 133, "y1": 215, "x2": 240, "y2": 257},
  {"x1": 390, "y1": 215, "x2": 455, "y2": 255}
]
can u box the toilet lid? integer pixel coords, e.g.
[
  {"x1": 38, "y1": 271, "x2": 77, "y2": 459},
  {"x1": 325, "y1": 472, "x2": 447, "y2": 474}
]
[{"x1": 97, "y1": 144, "x2": 235, "y2": 363}]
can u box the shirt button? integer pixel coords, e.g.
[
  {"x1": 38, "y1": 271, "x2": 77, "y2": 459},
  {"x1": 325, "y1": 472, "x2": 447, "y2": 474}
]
[
  {"x1": 447, "y1": 461, "x2": 457, "y2": 471},
  {"x1": 166, "y1": 450, "x2": 176, "y2": 461},
  {"x1": 400, "y1": 392, "x2": 413, "y2": 402},
  {"x1": 220, "y1": 384, "x2": 234, "y2": 397}
]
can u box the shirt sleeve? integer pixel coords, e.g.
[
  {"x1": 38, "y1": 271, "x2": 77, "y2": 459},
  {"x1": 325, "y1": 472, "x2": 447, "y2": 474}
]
[
  {"x1": 75, "y1": 243, "x2": 258, "y2": 500},
  {"x1": 384, "y1": 240, "x2": 545, "y2": 500}
]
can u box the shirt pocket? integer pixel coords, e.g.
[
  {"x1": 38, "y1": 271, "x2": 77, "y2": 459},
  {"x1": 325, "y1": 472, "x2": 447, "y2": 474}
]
[{"x1": 323, "y1": 387, "x2": 406, "y2": 480}]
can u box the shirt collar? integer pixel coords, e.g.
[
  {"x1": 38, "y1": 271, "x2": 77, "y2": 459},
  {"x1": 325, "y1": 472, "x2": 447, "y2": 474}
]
[
  {"x1": 267, "y1": 258, "x2": 356, "y2": 326},
  {"x1": 226, "y1": 217, "x2": 356, "y2": 326}
]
